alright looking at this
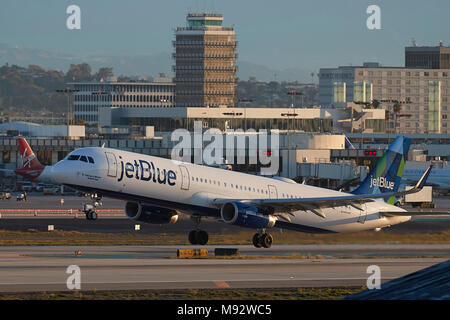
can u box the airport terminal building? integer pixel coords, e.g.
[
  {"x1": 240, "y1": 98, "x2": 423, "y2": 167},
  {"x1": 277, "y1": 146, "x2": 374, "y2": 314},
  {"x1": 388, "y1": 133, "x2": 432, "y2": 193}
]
[{"x1": 71, "y1": 76, "x2": 175, "y2": 125}]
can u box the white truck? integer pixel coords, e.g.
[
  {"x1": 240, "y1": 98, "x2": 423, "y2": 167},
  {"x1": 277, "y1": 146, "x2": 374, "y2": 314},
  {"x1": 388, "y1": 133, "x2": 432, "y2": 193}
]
[{"x1": 404, "y1": 186, "x2": 434, "y2": 208}]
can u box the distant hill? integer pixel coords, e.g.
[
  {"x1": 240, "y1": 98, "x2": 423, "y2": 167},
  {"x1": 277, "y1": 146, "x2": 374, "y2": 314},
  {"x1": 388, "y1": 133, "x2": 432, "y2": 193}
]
[
  {"x1": 237, "y1": 61, "x2": 311, "y2": 82},
  {"x1": 0, "y1": 43, "x2": 312, "y2": 82},
  {"x1": 0, "y1": 43, "x2": 172, "y2": 78}
]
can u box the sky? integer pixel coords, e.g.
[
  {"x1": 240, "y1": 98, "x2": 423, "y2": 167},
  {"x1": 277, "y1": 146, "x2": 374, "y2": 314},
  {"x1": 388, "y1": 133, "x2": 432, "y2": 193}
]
[{"x1": 1, "y1": 0, "x2": 450, "y2": 72}]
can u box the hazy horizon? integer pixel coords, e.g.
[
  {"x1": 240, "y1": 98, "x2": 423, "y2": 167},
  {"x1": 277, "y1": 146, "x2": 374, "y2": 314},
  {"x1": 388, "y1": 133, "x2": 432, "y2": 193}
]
[{"x1": 1, "y1": 0, "x2": 450, "y2": 77}]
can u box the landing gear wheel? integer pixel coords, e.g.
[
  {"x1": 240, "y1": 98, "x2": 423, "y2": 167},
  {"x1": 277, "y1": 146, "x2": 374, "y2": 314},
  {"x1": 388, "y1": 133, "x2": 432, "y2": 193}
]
[
  {"x1": 188, "y1": 230, "x2": 198, "y2": 245},
  {"x1": 252, "y1": 233, "x2": 262, "y2": 248},
  {"x1": 86, "y1": 211, "x2": 98, "y2": 220},
  {"x1": 188, "y1": 230, "x2": 209, "y2": 245},
  {"x1": 261, "y1": 233, "x2": 273, "y2": 248},
  {"x1": 196, "y1": 230, "x2": 209, "y2": 245}
]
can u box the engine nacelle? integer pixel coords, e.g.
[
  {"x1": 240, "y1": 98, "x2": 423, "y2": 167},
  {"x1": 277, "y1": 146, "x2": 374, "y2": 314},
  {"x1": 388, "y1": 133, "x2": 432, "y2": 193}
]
[
  {"x1": 125, "y1": 202, "x2": 178, "y2": 224},
  {"x1": 220, "y1": 202, "x2": 276, "y2": 229}
]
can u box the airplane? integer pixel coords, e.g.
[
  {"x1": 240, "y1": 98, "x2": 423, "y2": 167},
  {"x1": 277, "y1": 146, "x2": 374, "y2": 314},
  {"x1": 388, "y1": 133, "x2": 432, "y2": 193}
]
[
  {"x1": 10, "y1": 136, "x2": 431, "y2": 248},
  {"x1": 402, "y1": 167, "x2": 450, "y2": 191}
]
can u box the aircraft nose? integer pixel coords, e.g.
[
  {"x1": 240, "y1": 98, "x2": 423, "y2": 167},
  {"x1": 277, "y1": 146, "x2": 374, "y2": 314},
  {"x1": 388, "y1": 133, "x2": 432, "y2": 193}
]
[{"x1": 52, "y1": 161, "x2": 69, "y2": 184}]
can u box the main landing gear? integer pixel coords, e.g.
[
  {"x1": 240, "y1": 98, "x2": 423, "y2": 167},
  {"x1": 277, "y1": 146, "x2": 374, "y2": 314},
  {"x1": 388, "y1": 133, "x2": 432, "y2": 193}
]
[
  {"x1": 188, "y1": 215, "x2": 209, "y2": 245},
  {"x1": 252, "y1": 230, "x2": 273, "y2": 248},
  {"x1": 82, "y1": 194, "x2": 102, "y2": 221}
]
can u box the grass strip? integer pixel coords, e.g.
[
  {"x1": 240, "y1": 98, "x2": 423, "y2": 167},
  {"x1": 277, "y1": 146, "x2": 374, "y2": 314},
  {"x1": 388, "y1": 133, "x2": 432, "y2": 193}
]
[
  {"x1": 0, "y1": 287, "x2": 365, "y2": 300},
  {"x1": 0, "y1": 229, "x2": 449, "y2": 245}
]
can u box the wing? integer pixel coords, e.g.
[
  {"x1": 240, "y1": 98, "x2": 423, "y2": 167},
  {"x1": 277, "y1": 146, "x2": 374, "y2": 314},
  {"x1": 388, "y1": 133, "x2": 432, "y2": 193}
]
[
  {"x1": 213, "y1": 166, "x2": 432, "y2": 220},
  {"x1": 381, "y1": 211, "x2": 450, "y2": 217}
]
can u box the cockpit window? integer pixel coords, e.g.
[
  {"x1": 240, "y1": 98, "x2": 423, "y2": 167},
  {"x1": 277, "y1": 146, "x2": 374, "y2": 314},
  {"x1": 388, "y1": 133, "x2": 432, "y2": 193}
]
[
  {"x1": 80, "y1": 156, "x2": 88, "y2": 162},
  {"x1": 88, "y1": 156, "x2": 95, "y2": 164},
  {"x1": 67, "y1": 155, "x2": 80, "y2": 160}
]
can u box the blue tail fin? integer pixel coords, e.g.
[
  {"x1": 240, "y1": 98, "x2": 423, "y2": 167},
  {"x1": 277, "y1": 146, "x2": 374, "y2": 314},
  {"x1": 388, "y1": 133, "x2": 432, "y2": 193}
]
[{"x1": 352, "y1": 136, "x2": 411, "y2": 204}]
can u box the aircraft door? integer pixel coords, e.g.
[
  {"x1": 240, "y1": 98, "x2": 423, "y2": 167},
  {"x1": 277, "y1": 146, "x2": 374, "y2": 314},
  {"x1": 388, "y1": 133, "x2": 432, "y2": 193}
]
[
  {"x1": 105, "y1": 152, "x2": 118, "y2": 177},
  {"x1": 268, "y1": 185, "x2": 278, "y2": 198},
  {"x1": 179, "y1": 165, "x2": 190, "y2": 190}
]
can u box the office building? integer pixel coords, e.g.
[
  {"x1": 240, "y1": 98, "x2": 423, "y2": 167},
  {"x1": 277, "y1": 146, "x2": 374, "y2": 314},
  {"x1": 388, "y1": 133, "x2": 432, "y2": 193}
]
[{"x1": 319, "y1": 45, "x2": 450, "y2": 134}]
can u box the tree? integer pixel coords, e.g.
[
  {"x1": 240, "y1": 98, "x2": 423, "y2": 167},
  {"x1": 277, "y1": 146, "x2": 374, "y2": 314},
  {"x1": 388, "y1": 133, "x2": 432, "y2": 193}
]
[
  {"x1": 94, "y1": 67, "x2": 114, "y2": 81},
  {"x1": 393, "y1": 102, "x2": 402, "y2": 133},
  {"x1": 65, "y1": 63, "x2": 92, "y2": 81},
  {"x1": 371, "y1": 99, "x2": 380, "y2": 109}
]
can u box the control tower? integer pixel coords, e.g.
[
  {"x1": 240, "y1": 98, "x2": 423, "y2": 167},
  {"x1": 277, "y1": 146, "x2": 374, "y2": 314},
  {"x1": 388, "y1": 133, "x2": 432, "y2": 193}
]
[{"x1": 173, "y1": 13, "x2": 237, "y2": 107}]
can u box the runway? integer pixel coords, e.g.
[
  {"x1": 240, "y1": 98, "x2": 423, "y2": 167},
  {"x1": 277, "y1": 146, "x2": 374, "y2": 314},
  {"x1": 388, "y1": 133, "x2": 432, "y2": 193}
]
[
  {"x1": 1, "y1": 194, "x2": 449, "y2": 234},
  {"x1": 0, "y1": 245, "x2": 447, "y2": 293}
]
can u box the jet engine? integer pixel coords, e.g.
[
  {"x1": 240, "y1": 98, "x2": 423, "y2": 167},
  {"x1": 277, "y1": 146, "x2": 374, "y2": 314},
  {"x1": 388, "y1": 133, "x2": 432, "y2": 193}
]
[
  {"x1": 220, "y1": 202, "x2": 276, "y2": 229},
  {"x1": 125, "y1": 202, "x2": 178, "y2": 224}
]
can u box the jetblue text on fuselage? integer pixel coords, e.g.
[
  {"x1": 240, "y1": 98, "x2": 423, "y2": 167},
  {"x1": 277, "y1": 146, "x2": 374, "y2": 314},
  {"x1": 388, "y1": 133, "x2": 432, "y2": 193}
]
[{"x1": 117, "y1": 158, "x2": 176, "y2": 186}]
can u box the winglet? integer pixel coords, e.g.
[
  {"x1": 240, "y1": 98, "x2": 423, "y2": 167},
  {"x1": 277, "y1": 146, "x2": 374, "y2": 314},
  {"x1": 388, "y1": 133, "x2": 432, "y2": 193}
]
[{"x1": 414, "y1": 165, "x2": 432, "y2": 190}]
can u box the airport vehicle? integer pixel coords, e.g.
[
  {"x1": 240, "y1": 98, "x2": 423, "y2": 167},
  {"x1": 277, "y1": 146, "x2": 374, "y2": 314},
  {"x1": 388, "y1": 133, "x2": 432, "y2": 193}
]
[
  {"x1": 12, "y1": 136, "x2": 431, "y2": 248},
  {"x1": 403, "y1": 186, "x2": 434, "y2": 208},
  {"x1": 42, "y1": 184, "x2": 59, "y2": 195},
  {"x1": 18, "y1": 182, "x2": 33, "y2": 192},
  {"x1": 16, "y1": 192, "x2": 27, "y2": 202},
  {"x1": 0, "y1": 192, "x2": 11, "y2": 200},
  {"x1": 35, "y1": 183, "x2": 45, "y2": 192}
]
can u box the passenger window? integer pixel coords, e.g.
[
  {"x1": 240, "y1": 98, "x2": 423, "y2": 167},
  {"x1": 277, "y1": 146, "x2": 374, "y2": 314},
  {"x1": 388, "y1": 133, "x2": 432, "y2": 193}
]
[
  {"x1": 67, "y1": 155, "x2": 80, "y2": 160},
  {"x1": 196, "y1": 177, "x2": 199, "y2": 182},
  {"x1": 88, "y1": 156, "x2": 95, "y2": 163},
  {"x1": 80, "y1": 156, "x2": 88, "y2": 162}
]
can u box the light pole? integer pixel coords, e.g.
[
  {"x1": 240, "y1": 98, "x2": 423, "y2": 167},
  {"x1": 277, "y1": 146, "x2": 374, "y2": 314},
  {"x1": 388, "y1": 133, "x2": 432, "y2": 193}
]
[
  {"x1": 92, "y1": 90, "x2": 110, "y2": 127},
  {"x1": 56, "y1": 87, "x2": 79, "y2": 126},
  {"x1": 286, "y1": 90, "x2": 303, "y2": 132},
  {"x1": 238, "y1": 98, "x2": 252, "y2": 130}
]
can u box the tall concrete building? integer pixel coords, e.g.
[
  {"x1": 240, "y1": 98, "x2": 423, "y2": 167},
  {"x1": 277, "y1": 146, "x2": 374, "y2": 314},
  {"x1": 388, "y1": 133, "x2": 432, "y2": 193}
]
[
  {"x1": 173, "y1": 13, "x2": 237, "y2": 108},
  {"x1": 405, "y1": 44, "x2": 450, "y2": 69},
  {"x1": 319, "y1": 45, "x2": 450, "y2": 134}
]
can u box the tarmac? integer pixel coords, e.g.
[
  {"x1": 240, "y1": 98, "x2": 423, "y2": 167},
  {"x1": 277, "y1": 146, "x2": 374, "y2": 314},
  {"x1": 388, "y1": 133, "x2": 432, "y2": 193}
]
[
  {"x1": 0, "y1": 195, "x2": 448, "y2": 294},
  {"x1": 0, "y1": 245, "x2": 447, "y2": 293}
]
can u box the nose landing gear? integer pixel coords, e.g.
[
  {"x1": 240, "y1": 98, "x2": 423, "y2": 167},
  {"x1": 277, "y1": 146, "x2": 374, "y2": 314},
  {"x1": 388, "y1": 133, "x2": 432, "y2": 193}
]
[
  {"x1": 188, "y1": 215, "x2": 209, "y2": 245},
  {"x1": 82, "y1": 194, "x2": 102, "y2": 221},
  {"x1": 83, "y1": 204, "x2": 97, "y2": 220}
]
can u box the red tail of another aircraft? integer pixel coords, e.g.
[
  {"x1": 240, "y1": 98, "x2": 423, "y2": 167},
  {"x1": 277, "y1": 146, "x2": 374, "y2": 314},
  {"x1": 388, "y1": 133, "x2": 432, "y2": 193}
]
[{"x1": 15, "y1": 138, "x2": 45, "y2": 179}]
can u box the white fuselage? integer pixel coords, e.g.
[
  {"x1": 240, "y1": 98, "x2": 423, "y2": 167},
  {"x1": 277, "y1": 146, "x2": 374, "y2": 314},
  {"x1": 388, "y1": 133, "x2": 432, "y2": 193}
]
[{"x1": 51, "y1": 147, "x2": 411, "y2": 233}]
